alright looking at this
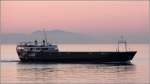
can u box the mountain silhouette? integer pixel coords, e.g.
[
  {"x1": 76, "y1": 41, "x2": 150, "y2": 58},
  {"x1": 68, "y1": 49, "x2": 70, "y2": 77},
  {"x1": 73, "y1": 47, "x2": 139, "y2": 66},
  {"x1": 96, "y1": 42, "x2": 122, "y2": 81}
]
[{"x1": 0, "y1": 29, "x2": 149, "y2": 44}]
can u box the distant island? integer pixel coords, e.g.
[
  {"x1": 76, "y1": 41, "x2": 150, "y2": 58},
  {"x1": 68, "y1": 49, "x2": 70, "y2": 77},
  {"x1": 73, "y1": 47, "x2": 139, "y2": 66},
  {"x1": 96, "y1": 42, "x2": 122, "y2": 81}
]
[{"x1": 0, "y1": 29, "x2": 149, "y2": 44}]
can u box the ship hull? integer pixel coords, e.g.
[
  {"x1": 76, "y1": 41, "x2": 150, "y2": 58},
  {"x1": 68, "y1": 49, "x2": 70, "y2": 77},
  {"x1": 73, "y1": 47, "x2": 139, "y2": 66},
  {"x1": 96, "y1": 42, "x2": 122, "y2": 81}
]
[{"x1": 17, "y1": 51, "x2": 136, "y2": 63}]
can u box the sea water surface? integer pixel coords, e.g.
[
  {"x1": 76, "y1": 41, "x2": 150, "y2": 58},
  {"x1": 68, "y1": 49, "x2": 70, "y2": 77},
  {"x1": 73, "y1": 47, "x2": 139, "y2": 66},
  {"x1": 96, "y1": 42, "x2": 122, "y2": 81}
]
[{"x1": 0, "y1": 44, "x2": 149, "y2": 84}]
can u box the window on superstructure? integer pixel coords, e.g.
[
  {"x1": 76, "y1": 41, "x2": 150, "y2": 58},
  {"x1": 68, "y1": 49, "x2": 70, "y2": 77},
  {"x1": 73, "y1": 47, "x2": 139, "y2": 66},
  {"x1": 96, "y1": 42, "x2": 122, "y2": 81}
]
[
  {"x1": 42, "y1": 48, "x2": 48, "y2": 50},
  {"x1": 36, "y1": 48, "x2": 40, "y2": 50}
]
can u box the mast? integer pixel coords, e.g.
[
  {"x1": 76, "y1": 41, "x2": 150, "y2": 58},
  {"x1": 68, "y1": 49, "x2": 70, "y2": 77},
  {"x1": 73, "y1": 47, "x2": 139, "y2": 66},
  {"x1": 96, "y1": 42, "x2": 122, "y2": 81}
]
[
  {"x1": 43, "y1": 29, "x2": 48, "y2": 45},
  {"x1": 117, "y1": 36, "x2": 128, "y2": 52}
]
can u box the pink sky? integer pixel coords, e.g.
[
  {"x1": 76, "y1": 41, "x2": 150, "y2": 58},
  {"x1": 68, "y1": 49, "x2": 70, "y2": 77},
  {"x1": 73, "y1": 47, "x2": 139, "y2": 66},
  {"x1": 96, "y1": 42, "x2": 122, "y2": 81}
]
[{"x1": 1, "y1": 1, "x2": 149, "y2": 35}]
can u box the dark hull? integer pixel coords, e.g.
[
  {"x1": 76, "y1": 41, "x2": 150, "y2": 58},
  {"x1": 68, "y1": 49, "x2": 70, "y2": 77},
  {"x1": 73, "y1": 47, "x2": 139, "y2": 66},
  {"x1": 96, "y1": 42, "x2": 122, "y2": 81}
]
[{"x1": 17, "y1": 51, "x2": 136, "y2": 63}]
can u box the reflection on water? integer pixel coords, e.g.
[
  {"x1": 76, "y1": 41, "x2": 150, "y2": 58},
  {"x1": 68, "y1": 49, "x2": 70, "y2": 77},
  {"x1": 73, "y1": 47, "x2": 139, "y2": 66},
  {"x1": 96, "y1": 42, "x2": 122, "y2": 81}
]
[
  {"x1": 0, "y1": 44, "x2": 149, "y2": 84},
  {"x1": 16, "y1": 63, "x2": 136, "y2": 84}
]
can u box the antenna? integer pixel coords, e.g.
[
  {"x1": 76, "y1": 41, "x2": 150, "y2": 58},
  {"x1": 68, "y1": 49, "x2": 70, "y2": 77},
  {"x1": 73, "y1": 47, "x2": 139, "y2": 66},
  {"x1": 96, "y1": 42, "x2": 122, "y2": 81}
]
[{"x1": 43, "y1": 29, "x2": 48, "y2": 45}]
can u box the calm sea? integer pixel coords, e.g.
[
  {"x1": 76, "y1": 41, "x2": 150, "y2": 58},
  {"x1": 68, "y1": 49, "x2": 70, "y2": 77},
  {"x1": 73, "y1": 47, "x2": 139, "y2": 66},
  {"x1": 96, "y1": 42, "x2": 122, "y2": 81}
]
[{"x1": 0, "y1": 44, "x2": 149, "y2": 84}]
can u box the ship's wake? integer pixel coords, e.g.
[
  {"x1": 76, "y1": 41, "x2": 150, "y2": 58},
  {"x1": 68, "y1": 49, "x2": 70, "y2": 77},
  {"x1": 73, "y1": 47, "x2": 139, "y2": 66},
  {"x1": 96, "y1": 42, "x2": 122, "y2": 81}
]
[{"x1": 0, "y1": 60, "x2": 20, "y2": 62}]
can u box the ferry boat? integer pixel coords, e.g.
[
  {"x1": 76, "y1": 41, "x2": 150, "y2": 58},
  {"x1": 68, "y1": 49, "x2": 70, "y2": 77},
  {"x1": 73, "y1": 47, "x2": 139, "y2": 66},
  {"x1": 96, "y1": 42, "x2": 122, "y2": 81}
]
[{"x1": 16, "y1": 38, "x2": 136, "y2": 63}]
